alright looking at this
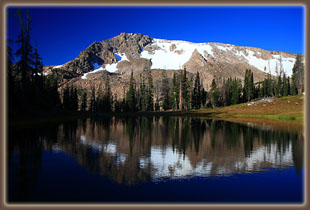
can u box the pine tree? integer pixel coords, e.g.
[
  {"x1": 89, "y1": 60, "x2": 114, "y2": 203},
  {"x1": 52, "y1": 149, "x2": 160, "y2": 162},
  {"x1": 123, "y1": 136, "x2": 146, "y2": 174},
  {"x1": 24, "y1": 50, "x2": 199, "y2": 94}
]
[
  {"x1": 103, "y1": 76, "x2": 112, "y2": 112},
  {"x1": 32, "y1": 41, "x2": 44, "y2": 109},
  {"x1": 258, "y1": 83, "x2": 262, "y2": 98},
  {"x1": 170, "y1": 72, "x2": 179, "y2": 110},
  {"x1": 8, "y1": 39, "x2": 17, "y2": 114},
  {"x1": 90, "y1": 86, "x2": 96, "y2": 112},
  {"x1": 62, "y1": 85, "x2": 70, "y2": 111},
  {"x1": 15, "y1": 9, "x2": 34, "y2": 110},
  {"x1": 81, "y1": 92, "x2": 87, "y2": 111},
  {"x1": 155, "y1": 95, "x2": 160, "y2": 111},
  {"x1": 287, "y1": 77, "x2": 291, "y2": 96},
  {"x1": 51, "y1": 76, "x2": 61, "y2": 111},
  {"x1": 191, "y1": 72, "x2": 201, "y2": 109},
  {"x1": 290, "y1": 76, "x2": 297, "y2": 95},
  {"x1": 283, "y1": 73, "x2": 288, "y2": 97},
  {"x1": 138, "y1": 73, "x2": 146, "y2": 111},
  {"x1": 201, "y1": 88, "x2": 207, "y2": 108},
  {"x1": 262, "y1": 78, "x2": 267, "y2": 97},
  {"x1": 33, "y1": 42, "x2": 42, "y2": 76},
  {"x1": 210, "y1": 78, "x2": 219, "y2": 108},
  {"x1": 243, "y1": 69, "x2": 249, "y2": 102},
  {"x1": 223, "y1": 77, "x2": 233, "y2": 106},
  {"x1": 268, "y1": 73, "x2": 273, "y2": 97},
  {"x1": 126, "y1": 70, "x2": 136, "y2": 112},
  {"x1": 243, "y1": 70, "x2": 254, "y2": 101},
  {"x1": 181, "y1": 68, "x2": 190, "y2": 110},
  {"x1": 161, "y1": 71, "x2": 170, "y2": 110},
  {"x1": 249, "y1": 71, "x2": 254, "y2": 101},
  {"x1": 96, "y1": 86, "x2": 103, "y2": 112},
  {"x1": 231, "y1": 78, "x2": 241, "y2": 105},
  {"x1": 70, "y1": 85, "x2": 78, "y2": 111},
  {"x1": 121, "y1": 86, "x2": 126, "y2": 112},
  {"x1": 292, "y1": 54, "x2": 304, "y2": 94},
  {"x1": 275, "y1": 74, "x2": 282, "y2": 98},
  {"x1": 188, "y1": 74, "x2": 194, "y2": 109},
  {"x1": 146, "y1": 71, "x2": 154, "y2": 111}
]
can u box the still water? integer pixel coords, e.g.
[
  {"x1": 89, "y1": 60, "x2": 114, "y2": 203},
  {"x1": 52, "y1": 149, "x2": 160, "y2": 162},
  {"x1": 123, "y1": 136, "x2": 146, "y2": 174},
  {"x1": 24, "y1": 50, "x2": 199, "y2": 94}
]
[{"x1": 8, "y1": 117, "x2": 304, "y2": 203}]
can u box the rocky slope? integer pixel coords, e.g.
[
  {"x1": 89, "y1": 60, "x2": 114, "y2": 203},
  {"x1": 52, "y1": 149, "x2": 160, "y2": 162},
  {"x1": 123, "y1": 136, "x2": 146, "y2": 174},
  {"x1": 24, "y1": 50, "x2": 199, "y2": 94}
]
[{"x1": 43, "y1": 32, "x2": 298, "y2": 99}]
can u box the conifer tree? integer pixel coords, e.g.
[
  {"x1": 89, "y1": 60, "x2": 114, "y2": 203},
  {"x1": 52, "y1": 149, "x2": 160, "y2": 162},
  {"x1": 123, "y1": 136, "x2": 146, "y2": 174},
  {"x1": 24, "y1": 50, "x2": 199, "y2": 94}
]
[
  {"x1": 146, "y1": 71, "x2": 154, "y2": 111},
  {"x1": 249, "y1": 71, "x2": 254, "y2": 101},
  {"x1": 210, "y1": 78, "x2": 219, "y2": 108},
  {"x1": 70, "y1": 85, "x2": 78, "y2": 111},
  {"x1": 96, "y1": 86, "x2": 104, "y2": 112},
  {"x1": 243, "y1": 69, "x2": 249, "y2": 102},
  {"x1": 62, "y1": 85, "x2": 70, "y2": 110},
  {"x1": 81, "y1": 92, "x2": 87, "y2": 111},
  {"x1": 290, "y1": 76, "x2": 297, "y2": 95},
  {"x1": 231, "y1": 78, "x2": 241, "y2": 105},
  {"x1": 191, "y1": 72, "x2": 202, "y2": 109},
  {"x1": 138, "y1": 73, "x2": 146, "y2": 111},
  {"x1": 155, "y1": 95, "x2": 160, "y2": 111},
  {"x1": 283, "y1": 73, "x2": 288, "y2": 97},
  {"x1": 8, "y1": 39, "x2": 16, "y2": 114},
  {"x1": 90, "y1": 86, "x2": 96, "y2": 112},
  {"x1": 292, "y1": 54, "x2": 304, "y2": 94},
  {"x1": 126, "y1": 70, "x2": 136, "y2": 112},
  {"x1": 275, "y1": 75, "x2": 281, "y2": 98},
  {"x1": 287, "y1": 77, "x2": 291, "y2": 96},
  {"x1": 32, "y1": 41, "x2": 44, "y2": 109},
  {"x1": 243, "y1": 70, "x2": 254, "y2": 101},
  {"x1": 201, "y1": 88, "x2": 207, "y2": 108},
  {"x1": 103, "y1": 76, "x2": 112, "y2": 112},
  {"x1": 41, "y1": 75, "x2": 61, "y2": 111},
  {"x1": 33, "y1": 42, "x2": 42, "y2": 76},
  {"x1": 181, "y1": 68, "x2": 190, "y2": 110},
  {"x1": 262, "y1": 78, "x2": 267, "y2": 97},
  {"x1": 15, "y1": 9, "x2": 34, "y2": 110},
  {"x1": 170, "y1": 72, "x2": 180, "y2": 110},
  {"x1": 223, "y1": 77, "x2": 233, "y2": 106},
  {"x1": 161, "y1": 71, "x2": 170, "y2": 110},
  {"x1": 257, "y1": 83, "x2": 262, "y2": 98}
]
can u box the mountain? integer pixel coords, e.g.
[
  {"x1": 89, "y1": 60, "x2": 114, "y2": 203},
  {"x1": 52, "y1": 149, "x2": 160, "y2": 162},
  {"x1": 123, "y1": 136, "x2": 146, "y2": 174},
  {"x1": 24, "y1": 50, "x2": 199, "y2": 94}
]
[{"x1": 43, "y1": 32, "x2": 298, "y2": 99}]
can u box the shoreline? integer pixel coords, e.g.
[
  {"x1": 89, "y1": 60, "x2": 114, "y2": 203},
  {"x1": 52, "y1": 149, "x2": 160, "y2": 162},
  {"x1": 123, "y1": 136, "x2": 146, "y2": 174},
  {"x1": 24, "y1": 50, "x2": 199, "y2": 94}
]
[{"x1": 8, "y1": 95, "x2": 304, "y2": 128}]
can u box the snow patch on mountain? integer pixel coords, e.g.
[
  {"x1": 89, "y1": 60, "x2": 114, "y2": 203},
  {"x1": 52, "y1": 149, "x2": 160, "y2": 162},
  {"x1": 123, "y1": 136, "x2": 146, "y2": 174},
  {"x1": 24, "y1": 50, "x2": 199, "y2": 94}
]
[
  {"x1": 216, "y1": 45, "x2": 229, "y2": 52},
  {"x1": 139, "y1": 38, "x2": 296, "y2": 76},
  {"x1": 141, "y1": 39, "x2": 214, "y2": 70},
  {"x1": 81, "y1": 66, "x2": 104, "y2": 79},
  {"x1": 53, "y1": 65, "x2": 63, "y2": 69},
  {"x1": 243, "y1": 51, "x2": 295, "y2": 76},
  {"x1": 81, "y1": 53, "x2": 128, "y2": 79},
  {"x1": 105, "y1": 53, "x2": 128, "y2": 73}
]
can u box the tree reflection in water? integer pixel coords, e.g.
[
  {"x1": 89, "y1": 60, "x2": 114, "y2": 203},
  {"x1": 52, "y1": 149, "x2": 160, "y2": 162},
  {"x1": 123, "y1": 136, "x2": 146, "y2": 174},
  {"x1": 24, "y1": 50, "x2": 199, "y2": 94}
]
[{"x1": 8, "y1": 117, "x2": 304, "y2": 201}]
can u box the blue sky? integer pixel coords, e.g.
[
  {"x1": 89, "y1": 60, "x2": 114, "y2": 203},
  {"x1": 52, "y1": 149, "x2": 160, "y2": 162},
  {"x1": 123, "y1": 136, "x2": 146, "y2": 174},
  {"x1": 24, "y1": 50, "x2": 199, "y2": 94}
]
[{"x1": 6, "y1": 6, "x2": 305, "y2": 66}]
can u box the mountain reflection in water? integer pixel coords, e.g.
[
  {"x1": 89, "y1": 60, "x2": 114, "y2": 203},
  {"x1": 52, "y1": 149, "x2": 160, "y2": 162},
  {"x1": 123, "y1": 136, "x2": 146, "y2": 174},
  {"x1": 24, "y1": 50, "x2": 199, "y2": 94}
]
[{"x1": 8, "y1": 117, "x2": 303, "y2": 189}]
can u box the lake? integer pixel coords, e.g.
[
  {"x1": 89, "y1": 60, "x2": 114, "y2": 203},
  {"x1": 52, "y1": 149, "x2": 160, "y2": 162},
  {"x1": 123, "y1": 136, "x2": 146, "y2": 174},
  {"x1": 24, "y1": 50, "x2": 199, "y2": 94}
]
[{"x1": 7, "y1": 116, "x2": 304, "y2": 203}]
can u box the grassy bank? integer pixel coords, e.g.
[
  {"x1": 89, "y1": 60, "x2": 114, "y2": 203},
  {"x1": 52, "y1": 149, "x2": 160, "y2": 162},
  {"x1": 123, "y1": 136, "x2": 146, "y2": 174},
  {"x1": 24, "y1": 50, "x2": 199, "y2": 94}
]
[{"x1": 189, "y1": 95, "x2": 304, "y2": 123}]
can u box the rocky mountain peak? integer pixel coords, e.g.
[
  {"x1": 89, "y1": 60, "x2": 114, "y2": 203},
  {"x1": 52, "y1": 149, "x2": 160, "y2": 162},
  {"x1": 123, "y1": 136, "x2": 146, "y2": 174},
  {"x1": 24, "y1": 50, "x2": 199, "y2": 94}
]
[{"x1": 43, "y1": 33, "x2": 299, "y2": 99}]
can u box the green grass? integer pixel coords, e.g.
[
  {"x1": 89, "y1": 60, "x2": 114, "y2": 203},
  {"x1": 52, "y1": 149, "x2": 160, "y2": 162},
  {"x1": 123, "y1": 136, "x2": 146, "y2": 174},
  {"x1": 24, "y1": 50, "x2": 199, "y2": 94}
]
[{"x1": 211, "y1": 113, "x2": 303, "y2": 122}]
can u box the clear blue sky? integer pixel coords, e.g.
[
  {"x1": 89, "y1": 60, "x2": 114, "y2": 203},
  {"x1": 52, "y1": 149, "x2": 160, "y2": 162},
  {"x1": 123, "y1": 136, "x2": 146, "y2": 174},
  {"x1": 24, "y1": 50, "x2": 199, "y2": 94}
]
[{"x1": 6, "y1": 6, "x2": 305, "y2": 66}]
